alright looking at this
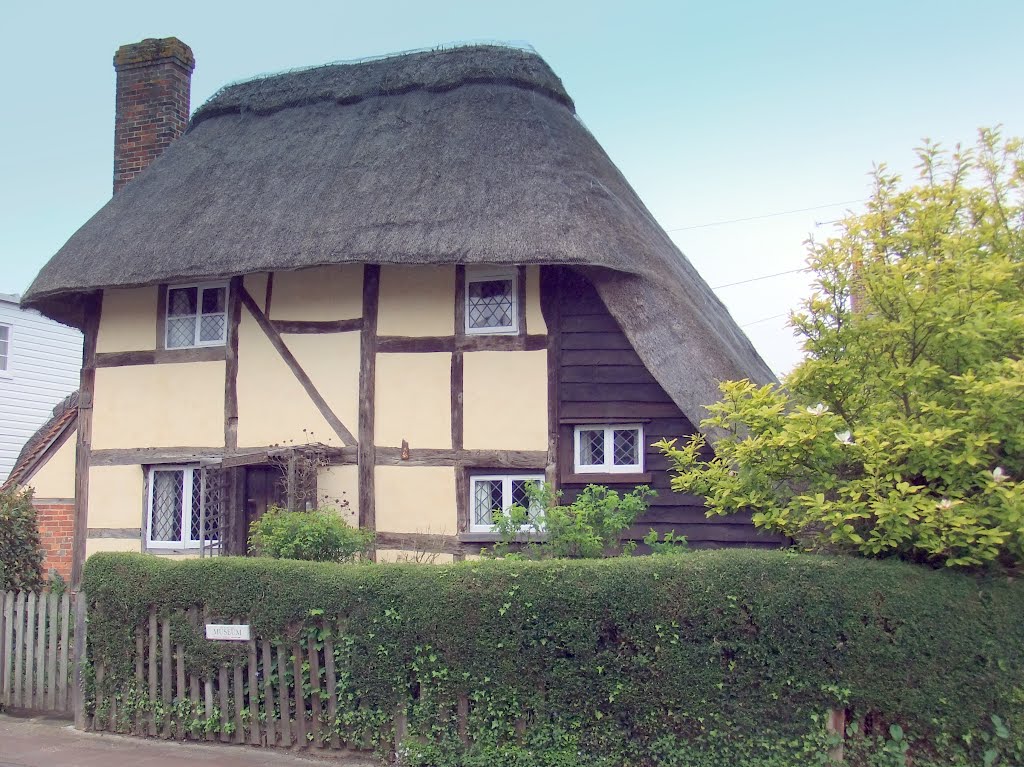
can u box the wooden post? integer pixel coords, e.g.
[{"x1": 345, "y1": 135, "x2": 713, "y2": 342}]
[
  {"x1": 827, "y1": 707, "x2": 846, "y2": 763},
  {"x1": 175, "y1": 636, "x2": 186, "y2": 739},
  {"x1": 71, "y1": 294, "x2": 101, "y2": 588},
  {"x1": 24, "y1": 592, "x2": 36, "y2": 708},
  {"x1": 261, "y1": 639, "x2": 276, "y2": 746},
  {"x1": 46, "y1": 592, "x2": 59, "y2": 710},
  {"x1": 308, "y1": 635, "x2": 322, "y2": 747},
  {"x1": 276, "y1": 642, "x2": 291, "y2": 746},
  {"x1": 232, "y1": 619, "x2": 244, "y2": 744},
  {"x1": 292, "y1": 640, "x2": 307, "y2": 746},
  {"x1": 358, "y1": 264, "x2": 380, "y2": 543},
  {"x1": 286, "y1": 452, "x2": 298, "y2": 512},
  {"x1": 457, "y1": 693, "x2": 469, "y2": 745},
  {"x1": 148, "y1": 610, "x2": 158, "y2": 736},
  {"x1": 34, "y1": 592, "x2": 47, "y2": 709},
  {"x1": 57, "y1": 592, "x2": 70, "y2": 713},
  {"x1": 94, "y1": 662, "x2": 105, "y2": 730},
  {"x1": 394, "y1": 702, "x2": 408, "y2": 752},
  {"x1": 247, "y1": 636, "x2": 260, "y2": 745},
  {"x1": 161, "y1": 617, "x2": 172, "y2": 737},
  {"x1": 323, "y1": 635, "x2": 338, "y2": 749},
  {"x1": 72, "y1": 592, "x2": 88, "y2": 730},
  {"x1": 204, "y1": 676, "x2": 215, "y2": 741},
  {"x1": 0, "y1": 592, "x2": 12, "y2": 705},
  {"x1": 134, "y1": 626, "x2": 144, "y2": 735}
]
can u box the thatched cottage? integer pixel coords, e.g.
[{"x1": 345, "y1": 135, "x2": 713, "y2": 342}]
[{"x1": 18, "y1": 38, "x2": 782, "y2": 583}]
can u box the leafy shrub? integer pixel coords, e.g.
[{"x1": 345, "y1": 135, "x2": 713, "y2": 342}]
[
  {"x1": 643, "y1": 529, "x2": 689, "y2": 555},
  {"x1": 0, "y1": 486, "x2": 44, "y2": 591},
  {"x1": 490, "y1": 483, "x2": 654, "y2": 558},
  {"x1": 83, "y1": 550, "x2": 1024, "y2": 766},
  {"x1": 248, "y1": 505, "x2": 374, "y2": 562}
]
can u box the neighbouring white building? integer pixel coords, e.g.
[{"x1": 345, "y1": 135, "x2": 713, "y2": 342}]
[{"x1": 0, "y1": 293, "x2": 82, "y2": 482}]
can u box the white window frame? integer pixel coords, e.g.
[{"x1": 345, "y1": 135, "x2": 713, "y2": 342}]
[
  {"x1": 573, "y1": 424, "x2": 645, "y2": 474},
  {"x1": 146, "y1": 465, "x2": 210, "y2": 549},
  {"x1": 164, "y1": 282, "x2": 229, "y2": 349},
  {"x1": 469, "y1": 473, "x2": 545, "y2": 533},
  {"x1": 464, "y1": 267, "x2": 518, "y2": 335},
  {"x1": 0, "y1": 323, "x2": 11, "y2": 377}
]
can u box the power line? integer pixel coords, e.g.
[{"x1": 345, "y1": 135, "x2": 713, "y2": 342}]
[
  {"x1": 711, "y1": 267, "x2": 809, "y2": 290},
  {"x1": 666, "y1": 199, "x2": 866, "y2": 232},
  {"x1": 740, "y1": 313, "x2": 789, "y2": 328}
]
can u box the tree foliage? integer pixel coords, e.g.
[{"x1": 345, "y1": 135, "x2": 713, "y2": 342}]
[
  {"x1": 0, "y1": 486, "x2": 45, "y2": 590},
  {"x1": 660, "y1": 129, "x2": 1023, "y2": 569}
]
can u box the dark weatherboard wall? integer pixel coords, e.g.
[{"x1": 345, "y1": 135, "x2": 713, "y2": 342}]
[{"x1": 545, "y1": 267, "x2": 785, "y2": 550}]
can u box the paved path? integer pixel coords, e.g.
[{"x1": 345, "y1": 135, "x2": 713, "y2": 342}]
[{"x1": 0, "y1": 715, "x2": 380, "y2": 767}]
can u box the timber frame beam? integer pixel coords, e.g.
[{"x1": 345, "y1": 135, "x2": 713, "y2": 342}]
[{"x1": 237, "y1": 286, "x2": 356, "y2": 445}]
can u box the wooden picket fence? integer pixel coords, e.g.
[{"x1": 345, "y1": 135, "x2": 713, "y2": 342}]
[
  {"x1": 0, "y1": 590, "x2": 78, "y2": 715},
  {"x1": 91, "y1": 606, "x2": 368, "y2": 749}
]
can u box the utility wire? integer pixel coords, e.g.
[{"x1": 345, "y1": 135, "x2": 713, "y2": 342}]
[
  {"x1": 711, "y1": 267, "x2": 810, "y2": 290},
  {"x1": 666, "y1": 199, "x2": 865, "y2": 232},
  {"x1": 741, "y1": 313, "x2": 786, "y2": 327}
]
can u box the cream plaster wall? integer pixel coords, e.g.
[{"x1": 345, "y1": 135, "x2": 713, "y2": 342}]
[
  {"x1": 524, "y1": 266, "x2": 546, "y2": 334},
  {"x1": 377, "y1": 549, "x2": 455, "y2": 564},
  {"x1": 269, "y1": 265, "x2": 363, "y2": 321},
  {"x1": 377, "y1": 266, "x2": 456, "y2": 337},
  {"x1": 375, "y1": 466, "x2": 457, "y2": 534},
  {"x1": 92, "y1": 362, "x2": 225, "y2": 449},
  {"x1": 375, "y1": 353, "x2": 451, "y2": 449},
  {"x1": 317, "y1": 464, "x2": 359, "y2": 524},
  {"x1": 96, "y1": 286, "x2": 158, "y2": 353},
  {"x1": 88, "y1": 465, "x2": 144, "y2": 529},
  {"x1": 290, "y1": 332, "x2": 361, "y2": 441},
  {"x1": 25, "y1": 434, "x2": 76, "y2": 498},
  {"x1": 86, "y1": 538, "x2": 141, "y2": 557},
  {"x1": 462, "y1": 350, "x2": 548, "y2": 450},
  {"x1": 244, "y1": 273, "x2": 269, "y2": 307},
  {"x1": 237, "y1": 311, "x2": 339, "y2": 447}
]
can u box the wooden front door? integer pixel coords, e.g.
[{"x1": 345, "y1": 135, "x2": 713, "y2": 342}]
[{"x1": 242, "y1": 466, "x2": 285, "y2": 555}]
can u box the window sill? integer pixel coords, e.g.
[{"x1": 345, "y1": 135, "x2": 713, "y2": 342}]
[
  {"x1": 459, "y1": 532, "x2": 548, "y2": 544},
  {"x1": 561, "y1": 472, "x2": 653, "y2": 485}
]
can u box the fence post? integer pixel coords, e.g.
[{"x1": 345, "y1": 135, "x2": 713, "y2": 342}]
[
  {"x1": 827, "y1": 708, "x2": 846, "y2": 763},
  {"x1": 72, "y1": 592, "x2": 88, "y2": 730}
]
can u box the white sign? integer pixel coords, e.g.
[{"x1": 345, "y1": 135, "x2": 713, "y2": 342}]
[{"x1": 205, "y1": 624, "x2": 252, "y2": 641}]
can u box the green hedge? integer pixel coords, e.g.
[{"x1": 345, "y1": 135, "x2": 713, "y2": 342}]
[{"x1": 82, "y1": 551, "x2": 1024, "y2": 766}]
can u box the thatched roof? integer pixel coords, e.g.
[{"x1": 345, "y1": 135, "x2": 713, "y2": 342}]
[{"x1": 23, "y1": 44, "x2": 774, "y2": 432}]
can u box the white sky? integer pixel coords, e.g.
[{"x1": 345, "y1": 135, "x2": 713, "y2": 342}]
[{"x1": 1, "y1": 0, "x2": 1021, "y2": 376}]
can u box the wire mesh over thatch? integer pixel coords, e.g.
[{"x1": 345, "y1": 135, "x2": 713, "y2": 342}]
[{"x1": 23, "y1": 44, "x2": 774, "y2": 432}]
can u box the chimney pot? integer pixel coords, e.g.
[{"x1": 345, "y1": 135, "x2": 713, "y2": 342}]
[{"x1": 112, "y1": 37, "x2": 194, "y2": 194}]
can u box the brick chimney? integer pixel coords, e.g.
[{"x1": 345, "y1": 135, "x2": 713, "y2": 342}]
[{"x1": 112, "y1": 37, "x2": 195, "y2": 194}]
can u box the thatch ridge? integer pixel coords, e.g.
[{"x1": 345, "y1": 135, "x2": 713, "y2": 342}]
[{"x1": 191, "y1": 45, "x2": 573, "y2": 125}]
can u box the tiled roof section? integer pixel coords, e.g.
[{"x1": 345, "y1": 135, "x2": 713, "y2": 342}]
[{"x1": 2, "y1": 391, "x2": 79, "y2": 491}]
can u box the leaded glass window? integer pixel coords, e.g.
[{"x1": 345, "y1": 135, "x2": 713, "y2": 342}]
[
  {"x1": 147, "y1": 466, "x2": 220, "y2": 549},
  {"x1": 469, "y1": 474, "x2": 544, "y2": 532},
  {"x1": 573, "y1": 425, "x2": 644, "y2": 473},
  {"x1": 166, "y1": 283, "x2": 228, "y2": 348},
  {"x1": 465, "y1": 269, "x2": 517, "y2": 334}
]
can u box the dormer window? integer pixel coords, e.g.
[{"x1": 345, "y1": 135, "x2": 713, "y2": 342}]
[
  {"x1": 166, "y1": 283, "x2": 228, "y2": 348},
  {"x1": 465, "y1": 268, "x2": 517, "y2": 335}
]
